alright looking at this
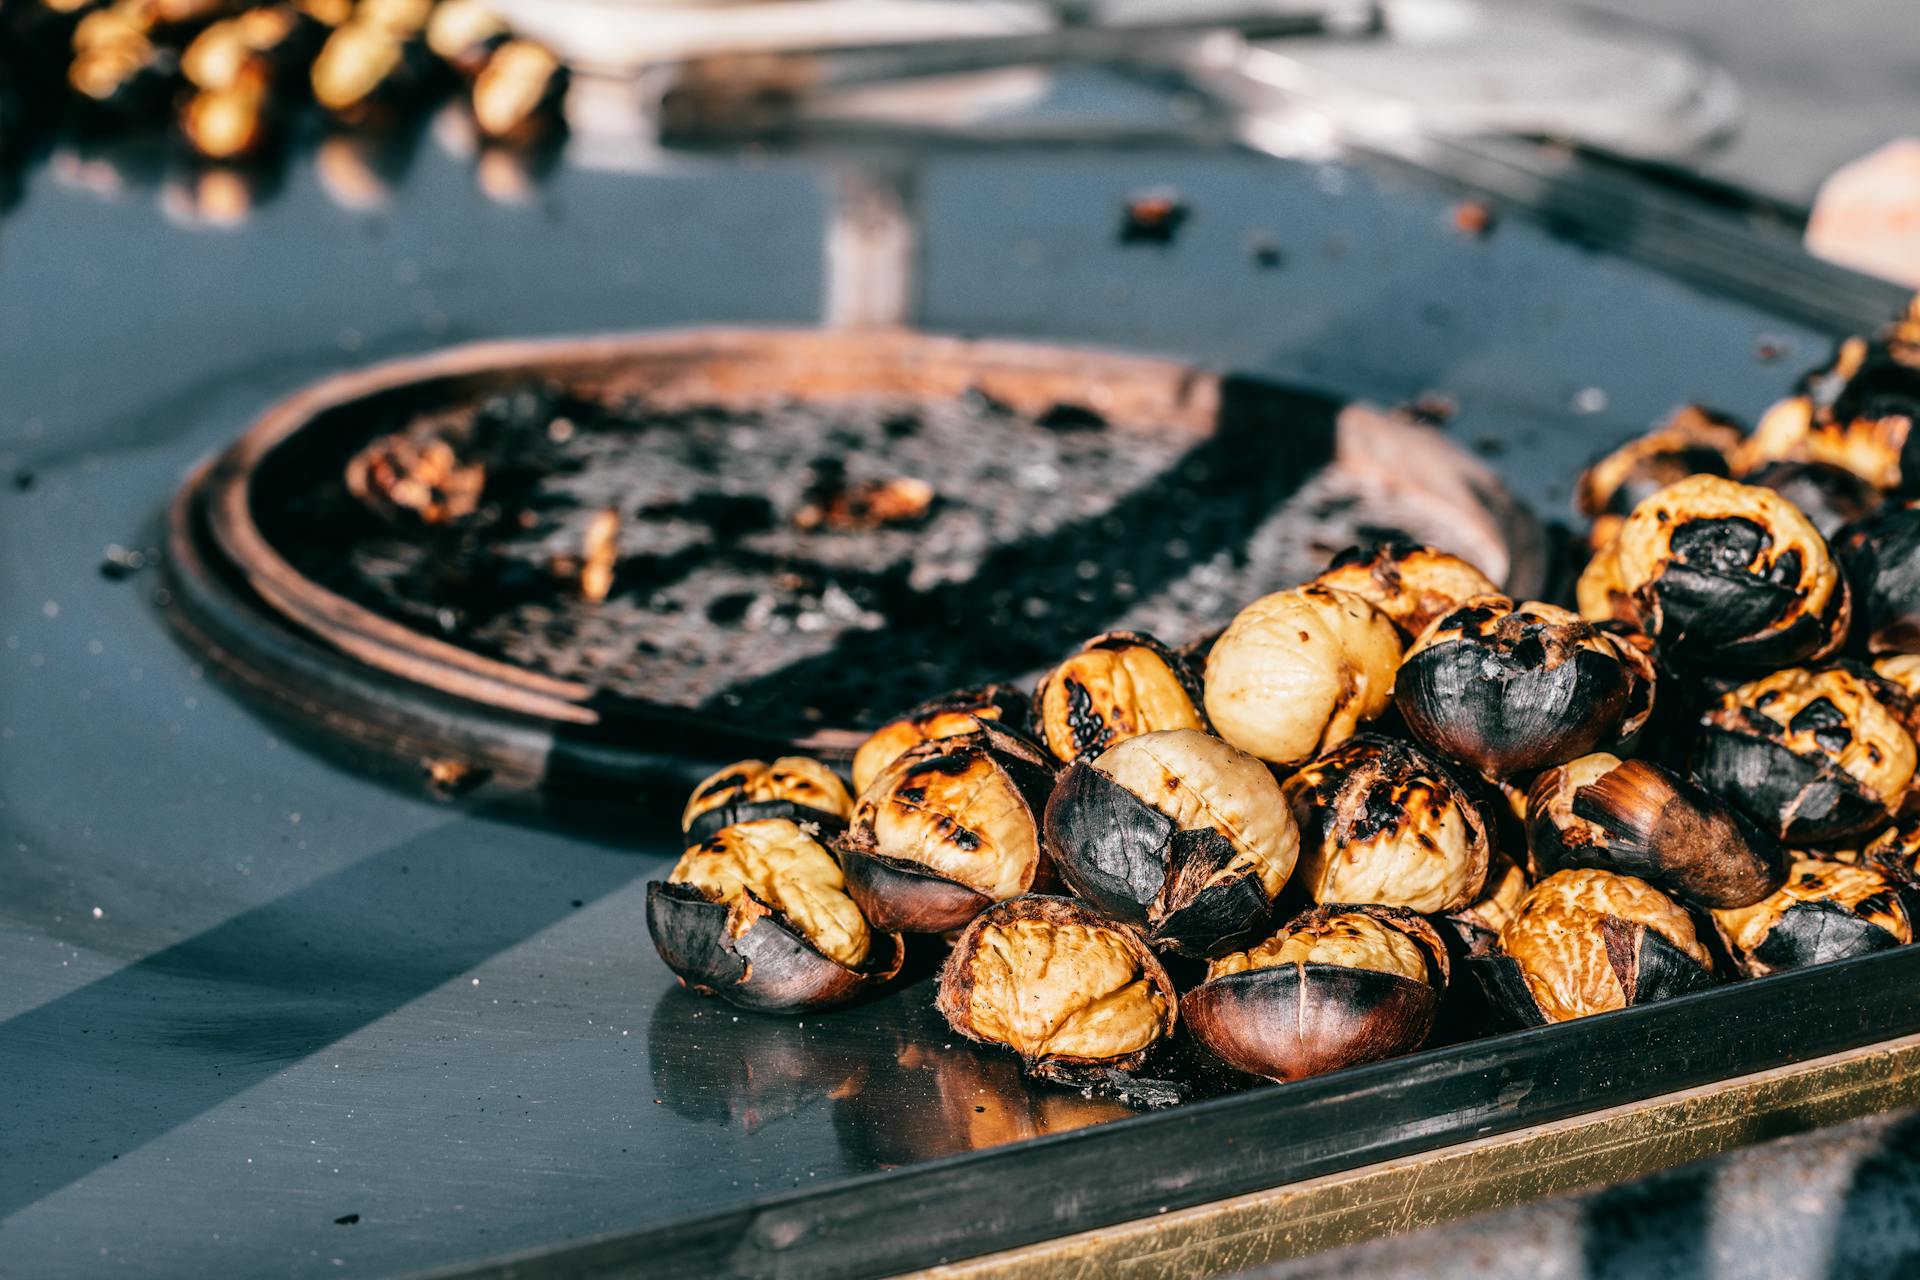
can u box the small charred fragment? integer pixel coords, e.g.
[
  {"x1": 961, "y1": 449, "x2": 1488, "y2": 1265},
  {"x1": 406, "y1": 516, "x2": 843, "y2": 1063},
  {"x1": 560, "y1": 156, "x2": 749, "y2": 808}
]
[
  {"x1": 1394, "y1": 596, "x2": 1653, "y2": 780},
  {"x1": 936, "y1": 896, "x2": 1178, "y2": 1084},
  {"x1": 680, "y1": 756, "x2": 853, "y2": 845},
  {"x1": 1030, "y1": 631, "x2": 1206, "y2": 765},
  {"x1": 1692, "y1": 662, "x2": 1919, "y2": 844},
  {"x1": 1576, "y1": 406, "x2": 1743, "y2": 550},
  {"x1": 1312, "y1": 540, "x2": 1499, "y2": 641},
  {"x1": 1475, "y1": 868, "x2": 1714, "y2": 1025},
  {"x1": 1744, "y1": 460, "x2": 1883, "y2": 540},
  {"x1": 1863, "y1": 817, "x2": 1920, "y2": 890},
  {"x1": 850, "y1": 684, "x2": 1030, "y2": 796},
  {"x1": 646, "y1": 818, "x2": 903, "y2": 1013},
  {"x1": 838, "y1": 724, "x2": 1056, "y2": 934},
  {"x1": 1527, "y1": 753, "x2": 1784, "y2": 909},
  {"x1": 1044, "y1": 729, "x2": 1298, "y2": 957},
  {"x1": 1837, "y1": 501, "x2": 1920, "y2": 655},
  {"x1": 1184, "y1": 904, "x2": 1448, "y2": 1083},
  {"x1": 1282, "y1": 734, "x2": 1494, "y2": 914},
  {"x1": 1582, "y1": 474, "x2": 1849, "y2": 668},
  {"x1": 1711, "y1": 855, "x2": 1913, "y2": 977}
]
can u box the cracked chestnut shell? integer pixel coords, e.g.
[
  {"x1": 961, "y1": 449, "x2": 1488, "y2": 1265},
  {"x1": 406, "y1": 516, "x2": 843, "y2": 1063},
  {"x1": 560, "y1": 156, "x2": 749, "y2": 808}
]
[
  {"x1": 1710, "y1": 855, "x2": 1913, "y2": 977},
  {"x1": 1395, "y1": 596, "x2": 1654, "y2": 780},
  {"x1": 1043, "y1": 729, "x2": 1298, "y2": 956},
  {"x1": 1203, "y1": 584, "x2": 1403, "y2": 767},
  {"x1": 936, "y1": 895, "x2": 1177, "y2": 1083},
  {"x1": 1692, "y1": 662, "x2": 1918, "y2": 844},
  {"x1": 1030, "y1": 630, "x2": 1206, "y2": 765},
  {"x1": 1576, "y1": 406, "x2": 1742, "y2": 551},
  {"x1": 1282, "y1": 734, "x2": 1494, "y2": 913},
  {"x1": 1477, "y1": 868, "x2": 1714, "y2": 1025},
  {"x1": 1579, "y1": 474, "x2": 1849, "y2": 667},
  {"x1": 681, "y1": 756, "x2": 853, "y2": 845},
  {"x1": 1863, "y1": 818, "x2": 1920, "y2": 889},
  {"x1": 1312, "y1": 541, "x2": 1499, "y2": 641},
  {"x1": 646, "y1": 818, "x2": 903, "y2": 1012},
  {"x1": 1185, "y1": 904, "x2": 1448, "y2": 1083},
  {"x1": 1527, "y1": 753, "x2": 1785, "y2": 910},
  {"x1": 837, "y1": 723, "x2": 1057, "y2": 934},
  {"x1": 1837, "y1": 501, "x2": 1920, "y2": 655},
  {"x1": 850, "y1": 684, "x2": 1030, "y2": 795}
]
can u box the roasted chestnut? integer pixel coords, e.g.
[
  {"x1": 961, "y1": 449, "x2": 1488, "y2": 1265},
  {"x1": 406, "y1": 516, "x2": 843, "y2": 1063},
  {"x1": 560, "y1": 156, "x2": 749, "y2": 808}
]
[
  {"x1": 935, "y1": 895, "x2": 1177, "y2": 1083},
  {"x1": 1311, "y1": 540, "x2": 1499, "y2": 641},
  {"x1": 850, "y1": 684, "x2": 1029, "y2": 796},
  {"x1": 1837, "y1": 501, "x2": 1920, "y2": 654},
  {"x1": 1282, "y1": 734, "x2": 1493, "y2": 913},
  {"x1": 425, "y1": 0, "x2": 510, "y2": 78},
  {"x1": 1580, "y1": 475, "x2": 1849, "y2": 667},
  {"x1": 680, "y1": 756, "x2": 853, "y2": 845},
  {"x1": 1692, "y1": 662, "x2": 1918, "y2": 844},
  {"x1": 1395, "y1": 596, "x2": 1654, "y2": 780},
  {"x1": 1526, "y1": 753, "x2": 1784, "y2": 909},
  {"x1": 1203, "y1": 584, "x2": 1403, "y2": 767},
  {"x1": 1478, "y1": 868, "x2": 1714, "y2": 1025},
  {"x1": 180, "y1": 87, "x2": 271, "y2": 162},
  {"x1": 471, "y1": 38, "x2": 567, "y2": 146},
  {"x1": 1743, "y1": 460, "x2": 1882, "y2": 540},
  {"x1": 1576, "y1": 406, "x2": 1742, "y2": 551},
  {"x1": 647, "y1": 817, "x2": 904, "y2": 1012},
  {"x1": 1443, "y1": 848, "x2": 1530, "y2": 944},
  {"x1": 1184, "y1": 904, "x2": 1448, "y2": 1083},
  {"x1": 1862, "y1": 817, "x2": 1920, "y2": 888},
  {"x1": 1874, "y1": 654, "x2": 1920, "y2": 702},
  {"x1": 1710, "y1": 855, "x2": 1913, "y2": 977},
  {"x1": 837, "y1": 724, "x2": 1056, "y2": 933},
  {"x1": 1043, "y1": 729, "x2": 1298, "y2": 956},
  {"x1": 1030, "y1": 630, "x2": 1205, "y2": 765},
  {"x1": 311, "y1": 21, "x2": 428, "y2": 126}
]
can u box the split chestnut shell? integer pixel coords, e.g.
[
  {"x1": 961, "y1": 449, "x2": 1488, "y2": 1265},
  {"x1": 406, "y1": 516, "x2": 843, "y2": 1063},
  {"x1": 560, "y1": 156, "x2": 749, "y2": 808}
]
[
  {"x1": 936, "y1": 896, "x2": 1178, "y2": 1083},
  {"x1": 1575, "y1": 406, "x2": 1742, "y2": 550},
  {"x1": 1394, "y1": 596, "x2": 1654, "y2": 780},
  {"x1": 1710, "y1": 855, "x2": 1913, "y2": 977},
  {"x1": 1526, "y1": 753, "x2": 1784, "y2": 909},
  {"x1": 1862, "y1": 817, "x2": 1920, "y2": 889},
  {"x1": 1043, "y1": 729, "x2": 1298, "y2": 956},
  {"x1": 838, "y1": 723, "x2": 1057, "y2": 934},
  {"x1": 850, "y1": 684, "x2": 1030, "y2": 795},
  {"x1": 1312, "y1": 541, "x2": 1499, "y2": 641},
  {"x1": 1184, "y1": 904, "x2": 1449, "y2": 1083},
  {"x1": 647, "y1": 818, "x2": 904, "y2": 1012},
  {"x1": 680, "y1": 756, "x2": 853, "y2": 844},
  {"x1": 1836, "y1": 501, "x2": 1920, "y2": 655},
  {"x1": 1029, "y1": 630, "x2": 1206, "y2": 765},
  {"x1": 1743, "y1": 460, "x2": 1882, "y2": 540}
]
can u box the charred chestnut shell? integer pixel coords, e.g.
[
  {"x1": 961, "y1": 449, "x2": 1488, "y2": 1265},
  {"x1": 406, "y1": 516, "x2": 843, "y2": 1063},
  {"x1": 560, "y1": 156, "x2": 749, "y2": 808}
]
[
  {"x1": 1692, "y1": 662, "x2": 1919, "y2": 844},
  {"x1": 1743, "y1": 461, "x2": 1883, "y2": 540},
  {"x1": 1203, "y1": 584, "x2": 1403, "y2": 767},
  {"x1": 1710, "y1": 855, "x2": 1913, "y2": 977},
  {"x1": 1043, "y1": 729, "x2": 1299, "y2": 956},
  {"x1": 1185, "y1": 904, "x2": 1449, "y2": 1083},
  {"x1": 1836, "y1": 501, "x2": 1920, "y2": 655},
  {"x1": 1863, "y1": 818, "x2": 1920, "y2": 889},
  {"x1": 1583, "y1": 474, "x2": 1849, "y2": 668},
  {"x1": 1282, "y1": 734, "x2": 1494, "y2": 913},
  {"x1": 936, "y1": 896, "x2": 1178, "y2": 1083},
  {"x1": 1312, "y1": 541, "x2": 1499, "y2": 641},
  {"x1": 1395, "y1": 596, "x2": 1654, "y2": 780},
  {"x1": 850, "y1": 684, "x2": 1030, "y2": 796},
  {"x1": 1030, "y1": 631, "x2": 1206, "y2": 765},
  {"x1": 681, "y1": 756, "x2": 853, "y2": 845},
  {"x1": 1477, "y1": 868, "x2": 1714, "y2": 1025},
  {"x1": 838, "y1": 724, "x2": 1057, "y2": 934},
  {"x1": 647, "y1": 818, "x2": 904, "y2": 1012},
  {"x1": 1443, "y1": 849, "x2": 1530, "y2": 947},
  {"x1": 1576, "y1": 406, "x2": 1743, "y2": 548},
  {"x1": 1526, "y1": 753, "x2": 1785, "y2": 909}
]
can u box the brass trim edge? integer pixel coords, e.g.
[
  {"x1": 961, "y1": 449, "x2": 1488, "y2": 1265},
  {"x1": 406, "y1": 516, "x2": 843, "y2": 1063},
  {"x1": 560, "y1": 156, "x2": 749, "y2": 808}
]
[{"x1": 916, "y1": 1034, "x2": 1920, "y2": 1280}]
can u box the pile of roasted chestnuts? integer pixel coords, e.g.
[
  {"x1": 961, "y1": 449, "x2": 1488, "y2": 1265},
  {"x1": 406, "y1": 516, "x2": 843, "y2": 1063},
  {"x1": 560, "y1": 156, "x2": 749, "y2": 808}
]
[{"x1": 647, "y1": 298, "x2": 1920, "y2": 1101}]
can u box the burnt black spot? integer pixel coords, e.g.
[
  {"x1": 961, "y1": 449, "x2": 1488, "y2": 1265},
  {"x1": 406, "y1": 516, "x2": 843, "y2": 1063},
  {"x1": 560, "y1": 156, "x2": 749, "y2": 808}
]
[
  {"x1": 1350, "y1": 787, "x2": 1410, "y2": 841},
  {"x1": 1668, "y1": 517, "x2": 1768, "y2": 575},
  {"x1": 1061, "y1": 677, "x2": 1114, "y2": 758},
  {"x1": 1856, "y1": 892, "x2": 1896, "y2": 918},
  {"x1": 1438, "y1": 603, "x2": 1498, "y2": 634},
  {"x1": 948, "y1": 828, "x2": 982, "y2": 850},
  {"x1": 1765, "y1": 547, "x2": 1804, "y2": 589},
  {"x1": 1508, "y1": 632, "x2": 1548, "y2": 669},
  {"x1": 693, "y1": 772, "x2": 750, "y2": 801},
  {"x1": 896, "y1": 786, "x2": 927, "y2": 804},
  {"x1": 1754, "y1": 689, "x2": 1781, "y2": 708},
  {"x1": 1788, "y1": 697, "x2": 1853, "y2": 752},
  {"x1": 904, "y1": 753, "x2": 977, "y2": 778}
]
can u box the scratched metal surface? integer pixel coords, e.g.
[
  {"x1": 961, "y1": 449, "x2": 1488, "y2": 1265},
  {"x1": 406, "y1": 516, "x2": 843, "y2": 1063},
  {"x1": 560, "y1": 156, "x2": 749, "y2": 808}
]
[{"x1": 0, "y1": 69, "x2": 1844, "y2": 1278}]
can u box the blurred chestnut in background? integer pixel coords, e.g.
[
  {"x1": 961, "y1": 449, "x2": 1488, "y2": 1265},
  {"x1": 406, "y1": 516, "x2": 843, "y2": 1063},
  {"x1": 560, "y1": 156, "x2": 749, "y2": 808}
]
[
  {"x1": 471, "y1": 38, "x2": 567, "y2": 146},
  {"x1": 936, "y1": 896, "x2": 1177, "y2": 1084},
  {"x1": 1184, "y1": 904, "x2": 1448, "y2": 1083},
  {"x1": 1692, "y1": 663, "x2": 1917, "y2": 844},
  {"x1": 838, "y1": 724, "x2": 1056, "y2": 934},
  {"x1": 425, "y1": 0, "x2": 510, "y2": 79},
  {"x1": 180, "y1": 86, "x2": 271, "y2": 162},
  {"x1": 1044, "y1": 729, "x2": 1297, "y2": 956},
  {"x1": 1836, "y1": 501, "x2": 1920, "y2": 654},
  {"x1": 1478, "y1": 868, "x2": 1714, "y2": 1025},
  {"x1": 311, "y1": 20, "x2": 430, "y2": 127},
  {"x1": 1395, "y1": 596, "x2": 1653, "y2": 780},
  {"x1": 1710, "y1": 855, "x2": 1913, "y2": 977},
  {"x1": 1203, "y1": 584, "x2": 1402, "y2": 767},
  {"x1": 680, "y1": 756, "x2": 853, "y2": 845},
  {"x1": 1527, "y1": 753, "x2": 1784, "y2": 909},
  {"x1": 1282, "y1": 734, "x2": 1493, "y2": 913},
  {"x1": 1743, "y1": 460, "x2": 1883, "y2": 539},
  {"x1": 850, "y1": 684, "x2": 1028, "y2": 795},
  {"x1": 647, "y1": 818, "x2": 903, "y2": 1013},
  {"x1": 1029, "y1": 631, "x2": 1205, "y2": 765},
  {"x1": 1311, "y1": 540, "x2": 1498, "y2": 641},
  {"x1": 1575, "y1": 406, "x2": 1742, "y2": 551}
]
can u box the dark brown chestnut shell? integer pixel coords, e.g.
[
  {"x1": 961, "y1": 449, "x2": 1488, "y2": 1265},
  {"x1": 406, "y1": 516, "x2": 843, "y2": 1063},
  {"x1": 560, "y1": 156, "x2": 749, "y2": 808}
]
[
  {"x1": 1710, "y1": 857, "x2": 1914, "y2": 978},
  {"x1": 1469, "y1": 915, "x2": 1715, "y2": 1029},
  {"x1": 1028, "y1": 630, "x2": 1208, "y2": 764},
  {"x1": 645, "y1": 881, "x2": 904, "y2": 1013},
  {"x1": 1744, "y1": 460, "x2": 1883, "y2": 540},
  {"x1": 1837, "y1": 501, "x2": 1920, "y2": 656},
  {"x1": 1526, "y1": 756, "x2": 1785, "y2": 909},
  {"x1": 1184, "y1": 905, "x2": 1448, "y2": 1083}
]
